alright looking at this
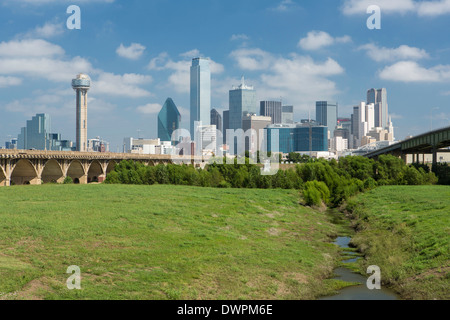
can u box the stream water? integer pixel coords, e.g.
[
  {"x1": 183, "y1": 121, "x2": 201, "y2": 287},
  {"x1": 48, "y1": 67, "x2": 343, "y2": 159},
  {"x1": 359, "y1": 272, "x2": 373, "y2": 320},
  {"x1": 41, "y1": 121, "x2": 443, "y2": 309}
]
[{"x1": 320, "y1": 211, "x2": 400, "y2": 300}]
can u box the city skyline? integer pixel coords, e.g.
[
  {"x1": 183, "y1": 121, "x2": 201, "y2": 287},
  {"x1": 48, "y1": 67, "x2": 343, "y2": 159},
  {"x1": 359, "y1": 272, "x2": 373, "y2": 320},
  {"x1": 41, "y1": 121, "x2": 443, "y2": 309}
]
[{"x1": 0, "y1": 0, "x2": 450, "y2": 151}]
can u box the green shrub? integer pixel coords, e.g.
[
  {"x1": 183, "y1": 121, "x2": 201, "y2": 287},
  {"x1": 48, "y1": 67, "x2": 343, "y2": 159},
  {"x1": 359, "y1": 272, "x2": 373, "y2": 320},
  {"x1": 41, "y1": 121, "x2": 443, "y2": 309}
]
[
  {"x1": 303, "y1": 181, "x2": 330, "y2": 206},
  {"x1": 63, "y1": 176, "x2": 73, "y2": 184}
]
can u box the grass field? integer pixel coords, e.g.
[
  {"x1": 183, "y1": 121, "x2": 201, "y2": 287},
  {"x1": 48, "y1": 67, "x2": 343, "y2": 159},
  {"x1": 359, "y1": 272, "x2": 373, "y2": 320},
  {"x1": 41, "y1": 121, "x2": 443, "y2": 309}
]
[
  {"x1": 348, "y1": 185, "x2": 450, "y2": 300},
  {"x1": 0, "y1": 184, "x2": 345, "y2": 300}
]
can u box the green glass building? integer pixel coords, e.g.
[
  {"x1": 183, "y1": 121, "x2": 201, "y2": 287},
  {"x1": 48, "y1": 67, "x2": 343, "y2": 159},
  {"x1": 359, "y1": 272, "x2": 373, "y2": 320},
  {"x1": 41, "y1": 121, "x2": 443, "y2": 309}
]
[{"x1": 158, "y1": 98, "x2": 181, "y2": 142}]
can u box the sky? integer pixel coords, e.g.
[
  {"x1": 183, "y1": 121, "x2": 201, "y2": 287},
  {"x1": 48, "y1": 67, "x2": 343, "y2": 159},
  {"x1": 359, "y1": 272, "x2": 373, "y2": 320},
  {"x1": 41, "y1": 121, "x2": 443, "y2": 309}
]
[{"x1": 0, "y1": 0, "x2": 449, "y2": 151}]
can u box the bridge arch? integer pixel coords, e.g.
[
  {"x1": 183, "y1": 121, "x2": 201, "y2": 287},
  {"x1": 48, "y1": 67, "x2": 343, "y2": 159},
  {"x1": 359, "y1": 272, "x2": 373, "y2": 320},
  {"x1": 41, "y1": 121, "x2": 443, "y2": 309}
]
[
  {"x1": 67, "y1": 160, "x2": 85, "y2": 184},
  {"x1": 0, "y1": 165, "x2": 6, "y2": 186},
  {"x1": 106, "y1": 160, "x2": 117, "y2": 174},
  {"x1": 11, "y1": 159, "x2": 39, "y2": 185},
  {"x1": 87, "y1": 160, "x2": 104, "y2": 183},
  {"x1": 41, "y1": 160, "x2": 64, "y2": 184}
]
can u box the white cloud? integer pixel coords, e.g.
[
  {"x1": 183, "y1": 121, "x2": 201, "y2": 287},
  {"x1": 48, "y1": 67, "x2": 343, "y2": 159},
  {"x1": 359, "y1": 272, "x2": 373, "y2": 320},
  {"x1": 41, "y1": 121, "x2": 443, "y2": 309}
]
[
  {"x1": 229, "y1": 48, "x2": 273, "y2": 71},
  {"x1": 342, "y1": 0, "x2": 450, "y2": 16},
  {"x1": 0, "y1": 56, "x2": 93, "y2": 82},
  {"x1": 230, "y1": 48, "x2": 345, "y2": 115},
  {"x1": 298, "y1": 31, "x2": 351, "y2": 51},
  {"x1": 116, "y1": 43, "x2": 146, "y2": 60},
  {"x1": 359, "y1": 43, "x2": 429, "y2": 62},
  {"x1": 342, "y1": 0, "x2": 416, "y2": 15},
  {"x1": 417, "y1": 0, "x2": 450, "y2": 16},
  {"x1": 0, "y1": 39, "x2": 64, "y2": 57},
  {"x1": 18, "y1": 21, "x2": 64, "y2": 39},
  {"x1": 148, "y1": 51, "x2": 224, "y2": 94},
  {"x1": 0, "y1": 76, "x2": 22, "y2": 88},
  {"x1": 0, "y1": 39, "x2": 152, "y2": 98},
  {"x1": 94, "y1": 72, "x2": 153, "y2": 98},
  {"x1": 136, "y1": 103, "x2": 162, "y2": 115},
  {"x1": 231, "y1": 34, "x2": 250, "y2": 41},
  {"x1": 180, "y1": 49, "x2": 200, "y2": 59},
  {"x1": 272, "y1": 0, "x2": 297, "y2": 12},
  {"x1": 379, "y1": 61, "x2": 450, "y2": 82},
  {"x1": 6, "y1": 0, "x2": 114, "y2": 4}
]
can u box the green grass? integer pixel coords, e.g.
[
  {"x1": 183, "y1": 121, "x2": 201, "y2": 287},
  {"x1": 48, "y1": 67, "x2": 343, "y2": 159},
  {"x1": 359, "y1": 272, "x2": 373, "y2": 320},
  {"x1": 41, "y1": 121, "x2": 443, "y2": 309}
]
[
  {"x1": 0, "y1": 184, "x2": 341, "y2": 300},
  {"x1": 348, "y1": 185, "x2": 450, "y2": 300}
]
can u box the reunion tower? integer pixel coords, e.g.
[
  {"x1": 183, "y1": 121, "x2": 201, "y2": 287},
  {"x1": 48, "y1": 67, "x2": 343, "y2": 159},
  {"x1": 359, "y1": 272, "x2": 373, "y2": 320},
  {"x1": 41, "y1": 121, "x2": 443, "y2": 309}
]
[{"x1": 72, "y1": 73, "x2": 91, "y2": 152}]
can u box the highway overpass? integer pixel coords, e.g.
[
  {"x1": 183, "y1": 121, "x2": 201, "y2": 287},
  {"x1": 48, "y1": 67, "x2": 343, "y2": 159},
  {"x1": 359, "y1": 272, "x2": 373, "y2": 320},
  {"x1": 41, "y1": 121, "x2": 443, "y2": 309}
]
[{"x1": 364, "y1": 126, "x2": 450, "y2": 167}]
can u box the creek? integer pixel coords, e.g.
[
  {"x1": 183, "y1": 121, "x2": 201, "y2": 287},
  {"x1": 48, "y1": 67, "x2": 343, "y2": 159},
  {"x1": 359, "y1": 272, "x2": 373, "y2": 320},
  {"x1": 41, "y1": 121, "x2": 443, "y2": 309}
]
[{"x1": 320, "y1": 210, "x2": 400, "y2": 300}]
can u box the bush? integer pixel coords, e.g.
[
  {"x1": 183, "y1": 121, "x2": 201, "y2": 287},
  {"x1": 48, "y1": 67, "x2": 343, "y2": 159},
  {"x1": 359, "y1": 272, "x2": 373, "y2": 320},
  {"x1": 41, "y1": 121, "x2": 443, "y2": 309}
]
[
  {"x1": 63, "y1": 176, "x2": 73, "y2": 184},
  {"x1": 303, "y1": 181, "x2": 330, "y2": 206},
  {"x1": 364, "y1": 177, "x2": 377, "y2": 190}
]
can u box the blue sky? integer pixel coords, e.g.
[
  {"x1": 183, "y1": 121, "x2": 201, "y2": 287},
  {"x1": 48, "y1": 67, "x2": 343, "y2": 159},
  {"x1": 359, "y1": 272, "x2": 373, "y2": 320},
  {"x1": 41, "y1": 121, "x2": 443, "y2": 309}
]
[{"x1": 0, "y1": 0, "x2": 449, "y2": 151}]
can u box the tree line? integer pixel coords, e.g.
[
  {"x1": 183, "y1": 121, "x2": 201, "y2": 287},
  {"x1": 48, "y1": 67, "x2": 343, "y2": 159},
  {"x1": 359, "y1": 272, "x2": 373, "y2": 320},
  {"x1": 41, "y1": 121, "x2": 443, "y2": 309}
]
[{"x1": 105, "y1": 154, "x2": 440, "y2": 208}]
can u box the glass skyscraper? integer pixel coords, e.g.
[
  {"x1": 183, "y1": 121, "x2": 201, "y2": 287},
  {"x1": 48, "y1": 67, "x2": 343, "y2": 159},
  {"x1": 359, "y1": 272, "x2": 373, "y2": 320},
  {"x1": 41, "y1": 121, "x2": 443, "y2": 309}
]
[
  {"x1": 367, "y1": 88, "x2": 388, "y2": 129},
  {"x1": 223, "y1": 110, "x2": 229, "y2": 144},
  {"x1": 229, "y1": 77, "x2": 257, "y2": 131},
  {"x1": 266, "y1": 124, "x2": 328, "y2": 153},
  {"x1": 282, "y1": 105, "x2": 294, "y2": 124},
  {"x1": 210, "y1": 108, "x2": 222, "y2": 133},
  {"x1": 190, "y1": 58, "x2": 211, "y2": 136},
  {"x1": 17, "y1": 113, "x2": 67, "y2": 151},
  {"x1": 316, "y1": 101, "x2": 338, "y2": 138},
  {"x1": 260, "y1": 101, "x2": 282, "y2": 124},
  {"x1": 158, "y1": 98, "x2": 181, "y2": 142}
]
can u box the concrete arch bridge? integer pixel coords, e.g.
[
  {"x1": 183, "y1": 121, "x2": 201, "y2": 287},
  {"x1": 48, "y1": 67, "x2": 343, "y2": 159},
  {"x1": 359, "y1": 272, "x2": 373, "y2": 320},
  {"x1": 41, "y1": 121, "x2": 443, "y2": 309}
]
[{"x1": 0, "y1": 150, "x2": 200, "y2": 186}]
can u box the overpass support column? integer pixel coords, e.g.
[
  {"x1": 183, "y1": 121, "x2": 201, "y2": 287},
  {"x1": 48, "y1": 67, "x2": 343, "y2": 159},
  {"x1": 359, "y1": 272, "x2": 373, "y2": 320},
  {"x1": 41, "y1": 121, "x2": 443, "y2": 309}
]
[
  {"x1": 432, "y1": 147, "x2": 438, "y2": 172},
  {"x1": 401, "y1": 152, "x2": 407, "y2": 164}
]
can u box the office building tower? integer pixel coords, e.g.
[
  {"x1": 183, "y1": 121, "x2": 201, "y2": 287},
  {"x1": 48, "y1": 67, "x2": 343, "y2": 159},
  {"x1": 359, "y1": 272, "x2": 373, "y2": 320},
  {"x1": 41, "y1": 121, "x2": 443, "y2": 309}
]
[
  {"x1": 242, "y1": 114, "x2": 272, "y2": 153},
  {"x1": 5, "y1": 138, "x2": 17, "y2": 150},
  {"x1": 17, "y1": 114, "x2": 68, "y2": 151},
  {"x1": 158, "y1": 98, "x2": 181, "y2": 143},
  {"x1": 282, "y1": 105, "x2": 294, "y2": 124},
  {"x1": 229, "y1": 77, "x2": 257, "y2": 132},
  {"x1": 365, "y1": 103, "x2": 375, "y2": 131},
  {"x1": 316, "y1": 101, "x2": 338, "y2": 138},
  {"x1": 266, "y1": 123, "x2": 328, "y2": 154},
  {"x1": 260, "y1": 101, "x2": 282, "y2": 124},
  {"x1": 211, "y1": 108, "x2": 222, "y2": 133},
  {"x1": 194, "y1": 125, "x2": 217, "y2": 156},
  {"x1": 367, "y1": 88, "x2": 388, "y2": 129},
  {"x1": 351, "y1": 102, "x2": 367, "y2": 148},
  {"x1": 72, "y1": 73, "x2": 91, "y2": 152},
  {"x1": 190, "y1": 58, "x2": 211, "y2": 136},
  {"x1": 223, "y1": 110, "x2": 229, "y2": 144},
  {"x1": 17, "y1": 113, "x2": 51, "y2": 150}
]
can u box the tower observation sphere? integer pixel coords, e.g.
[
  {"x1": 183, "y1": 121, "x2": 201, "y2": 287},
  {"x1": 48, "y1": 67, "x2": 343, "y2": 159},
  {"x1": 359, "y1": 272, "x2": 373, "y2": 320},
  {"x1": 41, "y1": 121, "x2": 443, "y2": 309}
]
[{"x1": 72, "y1": 73, "x2": 91, "y2": 152}]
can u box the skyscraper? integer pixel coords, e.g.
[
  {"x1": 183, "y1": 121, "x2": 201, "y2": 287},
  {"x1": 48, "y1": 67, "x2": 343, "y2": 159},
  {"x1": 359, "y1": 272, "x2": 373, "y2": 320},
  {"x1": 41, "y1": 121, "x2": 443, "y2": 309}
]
[
  {"x1": 316, "y1": 101, "x2": 338, "y2": 138},
  {"x1": 367, "y1": 88, "x2": 388, "y2": 129},
  {"x1": 158, "y1": 98, "x2": 181, "y2": 142},
  {"x1": 72, "y1": 73, "x2": 91, "y2": 152},
  {"x1": 211, "y1": 108, "x2": 222, "y2": 133},
  {"x1": 260, "y1": 101, "x2": 282, "y2": 124},
  {"x1": 282, "y1": 105, "x2": 294, "y2": 124},
  {"x1": 190, "y1": 58, "x2": 211, "y2": 136},
  {"x1": 229, "y1": 77, "x2": 257, "y2": 131},
  {"x1": 18, "y1": 113, "x2": 51, "y2": 150},
  {"x1": 223, "y1": 110, "x2": 229, "y2": 144},
  {"x1": 17, "y1": 114, "x2": 67, "y2": 151}
]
